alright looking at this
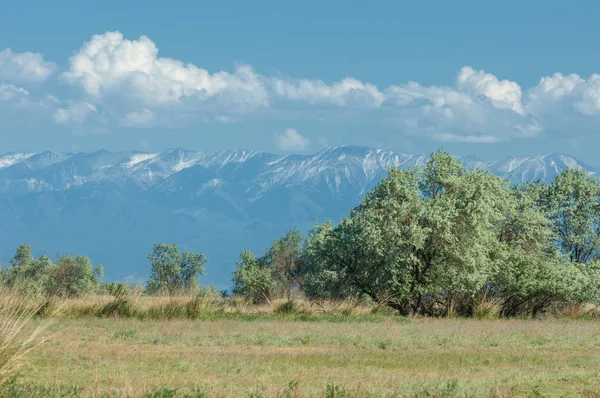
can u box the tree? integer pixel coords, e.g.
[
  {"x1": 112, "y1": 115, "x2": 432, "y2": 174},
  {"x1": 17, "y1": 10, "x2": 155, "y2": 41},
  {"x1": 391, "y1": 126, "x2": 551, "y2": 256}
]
[
  {"x1": 146, "y1": 244, "x2": 207, "y2": 295},
  {"x1": 264, "y1": 229, "x2": 304, "y2": 300},
  {"x1": 303, "y1": 151, "x2": 510, "y2": 314},
  {"x1": 301, "y1": 150, "x2": 600, "y2": 316},
  {"x1": 232, "y1": 229, "x2": 305, "y2": 303},
  {"x1": 45, "y1": 255, "x2": 103, "y2": 297},
  {"x1": 1, "y1": 245, "x2": 103, "y2": 298},
  {"x1": 490, "y1": 183, "x2": 598, "y2": 315},
  {"x1": 1, "y1": 244, "x2": 52, "y2": 297},
  {"x1": 232, "y1": 250, "x2": 276, "y2": 303},
  {"x1": 542, "y1": 168, "x2": 600, "y2": 264},
  {"x1": 9, "y1": 244, "x2": 34, "y2": 269}
]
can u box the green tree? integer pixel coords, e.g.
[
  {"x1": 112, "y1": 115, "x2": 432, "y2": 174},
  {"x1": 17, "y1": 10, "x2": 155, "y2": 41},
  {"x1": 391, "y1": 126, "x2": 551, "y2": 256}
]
[
  {"x1": 1, "y1": 245, "x2": 53, "y2": 297},
  {"x1": 542, "y1": 168, "x2": 600, "y2": 264},
  {"x1": 304, "y1": 151, "x2": 510, "y2": 314},
  {"x1": 491, "y1": 184, "x2": 597, "y2": 315},
  {"x1": 45, "y1": 255, "x2": 103, "y2": 297},
  {"x1": 232, "y1": 250, "x2": 276, "y2": 303},
  {"x1": 264, "y1": 229, "x2": 304, "y2": 300},
  {"x1": 302, "y1": 150, "x2": 599, "y2": 316},
  {"x1": 146, "y1": 244, "x2": 207, "y2": 295}
]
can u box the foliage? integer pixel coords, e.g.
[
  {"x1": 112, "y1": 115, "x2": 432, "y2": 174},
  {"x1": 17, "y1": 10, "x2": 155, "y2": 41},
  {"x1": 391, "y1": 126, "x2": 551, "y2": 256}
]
[
  {"x1": 146, "y1": 244, "x2": 207, "y2": 295},
  {"x1": 45, "y1": 255, "x2": 103, "y2": 298},
  {"x1": 232, "y1": 230, "x2": 305, "y2": 303},
  {"x1": 232, "y1": 250, "x2": 277, "y2": 303},
  {"x1": 0, "y1": 245, "x2": 102, "y2": 298},
  {"x1": 264, "y1": 229, "x2": 304, "y2": 300},
  {"x1": 538, "y1": 168, "x2": 600, "y2": 264},
  {"x1": 302, "y1": 150, "x2": 600, "y2": 315}
]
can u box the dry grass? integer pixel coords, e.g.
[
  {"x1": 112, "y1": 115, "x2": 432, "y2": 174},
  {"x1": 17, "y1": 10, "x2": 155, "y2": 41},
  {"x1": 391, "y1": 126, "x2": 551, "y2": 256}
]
[
  {"x1": 9, "y1": 316, "x2": 600, "y2": 397},
  {"x1": 473, "y1": 290, "x2": 504, "y2": 320},
  {"x1": 1, "y1": 293, "x2": 600, "y2": 396},
  {"x1": 20, "y1": 295, "x2": 388, "y2": 320},
  {"x1": 0, "y1": 293, "x2": 55, "y2": 384}
]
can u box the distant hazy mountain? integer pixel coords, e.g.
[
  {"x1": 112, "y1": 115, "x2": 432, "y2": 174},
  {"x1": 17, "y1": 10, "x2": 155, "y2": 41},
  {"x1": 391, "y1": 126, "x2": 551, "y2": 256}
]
[{"x1": 0, "y1": 146, "x2": 595, "y2": 288}]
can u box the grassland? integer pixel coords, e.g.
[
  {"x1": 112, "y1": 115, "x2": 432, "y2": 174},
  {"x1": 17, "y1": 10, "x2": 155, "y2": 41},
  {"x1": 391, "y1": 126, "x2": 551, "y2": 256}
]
[{"x1": 8, "y1": 309, "x2": 600, "y2": 397}]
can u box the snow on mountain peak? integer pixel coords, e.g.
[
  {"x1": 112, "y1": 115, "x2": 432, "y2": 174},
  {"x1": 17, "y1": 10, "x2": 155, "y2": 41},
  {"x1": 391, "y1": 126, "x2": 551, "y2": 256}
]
[
  {"x1": 0, "y1": 147, "x2": 595, "y2": 198},
  {"x1": 0, "y1": 152, "x2": 36, "y2": 169}
]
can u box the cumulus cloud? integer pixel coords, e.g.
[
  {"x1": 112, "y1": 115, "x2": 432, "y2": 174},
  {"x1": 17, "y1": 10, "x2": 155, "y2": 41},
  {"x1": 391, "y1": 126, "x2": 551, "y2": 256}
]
[
  {"x1": 432, "y1": 133, "x2": 501, "y2": 143},
  {"x1": 457, "y1": 66, "x2": 523, "y2": 114},
  {"x1": 63, "y1": 31, "x2": 269, "y2": 111},
  {"x1": 384, "y1": 75, "x2": 536, "y2": 142},
  {"x1": 0, "y1": 48, "x2": 55, "y2": 83},
  {"x1": 275, "y1": 128, "x2": 310, "y2": 151},
  {"x1": 8, "y1": 30, "x2": 600, "y2": 145}
]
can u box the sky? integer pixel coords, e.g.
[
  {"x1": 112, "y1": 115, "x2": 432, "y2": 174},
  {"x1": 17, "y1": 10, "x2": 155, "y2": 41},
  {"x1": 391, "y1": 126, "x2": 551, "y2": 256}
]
[{"x1": 2, "y1": 0, "x2": 600, "y2": 164}]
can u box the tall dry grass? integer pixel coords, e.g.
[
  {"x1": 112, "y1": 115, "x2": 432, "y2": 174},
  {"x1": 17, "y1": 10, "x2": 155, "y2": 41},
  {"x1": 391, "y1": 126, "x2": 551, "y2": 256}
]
[
  {"x1": 0, "y1": 292, "x2": 56, "y2": 384},
  {"x1": 473, "y1": 289, "x2": 504, "y2": 320}
]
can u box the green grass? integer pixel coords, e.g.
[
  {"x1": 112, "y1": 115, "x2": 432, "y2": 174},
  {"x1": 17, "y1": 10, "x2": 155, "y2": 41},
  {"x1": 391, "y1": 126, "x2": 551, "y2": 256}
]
[{"x1": 6, "y1": 317, "x2": 600, "y2": 397}]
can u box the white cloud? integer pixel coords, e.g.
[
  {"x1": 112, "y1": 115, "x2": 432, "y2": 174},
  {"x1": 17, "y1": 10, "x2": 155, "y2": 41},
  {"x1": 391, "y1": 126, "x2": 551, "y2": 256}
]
[
  {"x1": 63, "y1": 31, "x2": 269, "y2": 110},
  {"x1": 432, "y1": 133, "x2": 501, "y2": 143},
  {"x1": 457, "y1": 66, "x2": 523, "y2": 114},
  {"x1": 271, "y1": 77, "x2": 385, "y2": 108},
  {"x1": 385, "y1": 76, "x2": 535, "y2": 142},
  {"x1": 0, "y1": 83, "x2": 30, "y2": 103},
  {"x1": 8, "y1": 30, "x2": 600, "y2": 144},
  {"x1": 0, "y1": 48, "x2": 55, "y2": 83},
  {"x1": 54, "y1": 102, "x2": 98, "y2": 124},
  {"x1": 275, "y1": 128, "x2": 310, "y2": 151}
]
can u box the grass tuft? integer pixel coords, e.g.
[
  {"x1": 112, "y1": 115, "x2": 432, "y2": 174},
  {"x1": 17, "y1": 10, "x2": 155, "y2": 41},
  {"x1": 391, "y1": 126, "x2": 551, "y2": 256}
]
[
  {"x1": 0, "y1": 292, "x2": 55, "y2": 385},
  {"x1": 473, "y1": 290, "x2": 504, "y2": 320}
]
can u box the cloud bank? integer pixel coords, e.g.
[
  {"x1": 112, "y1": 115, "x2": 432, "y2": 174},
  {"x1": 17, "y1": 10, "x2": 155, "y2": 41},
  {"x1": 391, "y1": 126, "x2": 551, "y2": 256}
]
[{"x1": 2, "y1": 31, "x2": 600, "y2": 144}]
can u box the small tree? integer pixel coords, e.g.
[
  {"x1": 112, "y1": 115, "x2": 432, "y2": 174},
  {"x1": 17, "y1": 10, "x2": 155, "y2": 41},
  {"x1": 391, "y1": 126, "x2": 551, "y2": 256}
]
[
  {"x1": 45, "y1": 255, "x2": 103, "y2": 297},
  {"x1": 264, "y1": 229, "x2": 304, "y2": 301},
  {"x1": 1, "y1": 245, "x2": 52, "y2": 297},
  {"x1": 232, "y1": 250, "x2": 276, "y2": 303},
  {"x1": 146, "y1": 243, "x2": 207, "y2": 295}
]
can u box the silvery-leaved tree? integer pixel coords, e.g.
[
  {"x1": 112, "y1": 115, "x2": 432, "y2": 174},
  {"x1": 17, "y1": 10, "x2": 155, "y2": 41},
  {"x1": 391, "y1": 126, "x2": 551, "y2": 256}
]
[
  {"x1": 146, "y1": 243, "x2": 207, "y2": 295},
  {"x1": 232, "y1": 229, "x2": 304, "y2": 303},
  {"x1": 302, "y1": 150, "x2": 600, "y2": 315},
  {"x1": 542, "y1": 168, "x2": 600, "y2": 264}
]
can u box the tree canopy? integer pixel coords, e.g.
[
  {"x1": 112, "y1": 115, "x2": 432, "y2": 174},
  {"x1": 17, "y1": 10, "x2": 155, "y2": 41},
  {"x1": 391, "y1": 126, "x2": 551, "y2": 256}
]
[
  {"x1": 146, "y1": 243, "x2": 207, "y2": 295},
  {"x1": 301, "y1": 150, "x2": 600, "y2": 316}
]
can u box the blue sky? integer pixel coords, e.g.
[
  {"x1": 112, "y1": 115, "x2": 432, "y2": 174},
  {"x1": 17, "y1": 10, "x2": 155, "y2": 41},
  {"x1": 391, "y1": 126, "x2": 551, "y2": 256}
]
[{"x1": 2, "y1": 0, "x2": 600, "y2": 163}]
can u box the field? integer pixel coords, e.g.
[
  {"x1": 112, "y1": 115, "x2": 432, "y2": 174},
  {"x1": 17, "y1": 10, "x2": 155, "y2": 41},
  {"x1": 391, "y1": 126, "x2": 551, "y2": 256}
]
[{"x1": 9, "y1": 310, "x2": 600, "y2": 397}]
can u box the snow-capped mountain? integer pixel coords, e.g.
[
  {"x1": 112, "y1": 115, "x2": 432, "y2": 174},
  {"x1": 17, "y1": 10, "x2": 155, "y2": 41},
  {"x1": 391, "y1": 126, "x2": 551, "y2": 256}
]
[{"x1": 0, "y1": 146, "x2": 595, "y2": 287}]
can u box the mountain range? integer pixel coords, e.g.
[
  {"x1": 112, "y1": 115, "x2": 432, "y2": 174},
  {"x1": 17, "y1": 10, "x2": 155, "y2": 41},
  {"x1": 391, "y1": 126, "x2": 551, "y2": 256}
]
[{"x1": 0, "y1": 146, "x2": 595, "y2": 288}]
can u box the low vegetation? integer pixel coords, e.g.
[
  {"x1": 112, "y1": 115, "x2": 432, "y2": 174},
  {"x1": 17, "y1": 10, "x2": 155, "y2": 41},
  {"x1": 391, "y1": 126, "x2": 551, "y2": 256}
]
[{"x1": 2, "y1": 312, "x2": 600, "y2": 397}]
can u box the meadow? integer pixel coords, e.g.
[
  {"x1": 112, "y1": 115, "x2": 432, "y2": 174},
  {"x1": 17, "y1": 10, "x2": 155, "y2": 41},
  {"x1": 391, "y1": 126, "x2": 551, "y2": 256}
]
[{"x1": 2, "y1": 295, "x2": 600, "y2": 398}]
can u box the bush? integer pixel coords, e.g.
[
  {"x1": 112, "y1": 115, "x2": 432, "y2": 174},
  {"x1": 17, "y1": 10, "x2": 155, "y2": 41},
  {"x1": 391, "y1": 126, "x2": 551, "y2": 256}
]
[
  {"x1": 232, "y1": 250, "x2": 278, "y2": 303},
  {"x1": 274, "y1": 300, "x2": 299, "y2": 314},
  {"x1": 1, "y1": 246, "x2": 103, "y2": 299},
  {"x1": 185, "y1": 295, "x2": 220, "y2": 319}
]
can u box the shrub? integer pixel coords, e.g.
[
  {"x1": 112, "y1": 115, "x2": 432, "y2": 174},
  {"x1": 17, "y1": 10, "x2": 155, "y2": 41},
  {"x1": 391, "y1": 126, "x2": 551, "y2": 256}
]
[
  {"x1": 232, "y1": 250, "x2": 277, "y2": 304},
  {"x1": 274, "y1": 300, "x2": 299, "y2": 314}
]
